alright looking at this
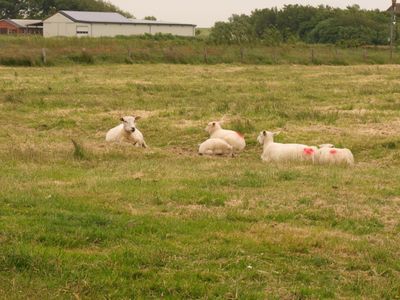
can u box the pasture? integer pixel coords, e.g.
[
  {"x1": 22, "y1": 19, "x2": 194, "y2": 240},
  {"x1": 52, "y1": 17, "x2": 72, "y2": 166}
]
[{"x1": 0, "y1": 64, "x2": 399, "y2": 299}]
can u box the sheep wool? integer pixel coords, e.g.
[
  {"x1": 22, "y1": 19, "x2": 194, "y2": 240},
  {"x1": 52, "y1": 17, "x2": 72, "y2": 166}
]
[
  {"x1": 316, "y1": 144, "x2": 354, "y2": 166},
  {"x1": 257, "y1": 130, "x2": 316, "y2": 163},
  {"x1": 106, "y1": 116, "x2": 148, "y2": 148},
  {"x1": 198, "y1": 138, "x2": 234, "y2": 156},
  {"x1": 205, "y1": 121, "x2": 246, "y2": 151}
]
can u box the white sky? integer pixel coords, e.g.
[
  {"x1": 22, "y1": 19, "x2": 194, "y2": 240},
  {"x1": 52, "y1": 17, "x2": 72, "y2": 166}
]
[{"x1": 109, "y1": 1, "x2": 390, "y2": 27}]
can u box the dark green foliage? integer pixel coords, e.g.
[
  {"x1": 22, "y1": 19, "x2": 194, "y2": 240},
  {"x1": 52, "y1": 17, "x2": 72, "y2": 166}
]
[
  {"x1": 0, "y1": 0, "x2": 133, "y2": 19},
  {"x1": 210, "y1": 5, "x2": 392, "y2": 46}
]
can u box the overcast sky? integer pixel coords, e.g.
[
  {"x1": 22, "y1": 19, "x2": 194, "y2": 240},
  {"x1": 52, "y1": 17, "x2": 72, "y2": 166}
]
[{"x1": 109, "y1": 1, "x2": 390, "y2": 27}]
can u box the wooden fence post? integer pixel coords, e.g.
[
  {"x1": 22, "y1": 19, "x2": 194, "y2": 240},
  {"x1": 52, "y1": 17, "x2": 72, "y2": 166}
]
[
  {"x1": 41, "y1": 48, "x2": 47, "y2": 64},
  {"x1": 363, "y1": 49, "x2": 368, "y2": 62},
  {"x1": 311, "y1": 48, "x2": 315, "y2": 63},
  {"x1": 128, "y1": 47, "x2": 132, "y2": 59},
  {"x1": 204, "y1": 47, "x2": 208, "y2": 64},
  {"x1": 240, "y1": 47, "x2": 244, "y2": 63},
  {"x1": 390, "y1": 47, "x2": 394, "y2": 62}
]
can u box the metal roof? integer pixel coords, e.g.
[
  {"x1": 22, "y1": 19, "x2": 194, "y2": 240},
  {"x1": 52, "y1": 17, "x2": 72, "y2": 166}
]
[
  {"x1": 128, "y1": 19, "x2": 196, "y2": 27},
  {"x1": 56, "y1": 10, "x2": 195, "y2": 27},
  {"x1": 2, "y1": 19, "x2": 42, "y2": 28},
  {"x1": 59, "y1": 10, "x2": 132, "y2": 24}
]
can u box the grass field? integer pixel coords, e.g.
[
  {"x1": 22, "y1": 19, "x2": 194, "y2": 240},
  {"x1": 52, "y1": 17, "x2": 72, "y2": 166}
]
[
  {"x1": 1, "y1": 35, "x2": 400, "y2": 66},
  {"x1": 0, "y1": 63, "x2": 400, "y2": 299}
]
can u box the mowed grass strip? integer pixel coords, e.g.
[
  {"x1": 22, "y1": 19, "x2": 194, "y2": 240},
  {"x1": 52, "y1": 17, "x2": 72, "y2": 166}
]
[{"x1": 0, "y1": 64, "x2": 400, "y2": 299}]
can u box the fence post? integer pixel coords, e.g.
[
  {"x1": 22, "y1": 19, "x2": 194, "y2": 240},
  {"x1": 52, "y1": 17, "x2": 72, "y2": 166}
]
[
  {"x1": 240, "y1": 47, "x2": 244, "y2": 63},
  {"x1": 128, "y1": 47, "x2": 132, "y2": 59},
  {"x1": 41, "y1": 48, "x2": 47, "y2": 64},
  {"x1": 390, "y1": 47, "x2": 394, "y2": 62},
  {"x1": 204, "y1": 47, "x2": 208, "y2": 64},
  {"x1": 311, "y1": 48, "x2": 315, "y2": 63},
  {"x1": 363, "y1": 49, "x2": 368, "y2": 62}
]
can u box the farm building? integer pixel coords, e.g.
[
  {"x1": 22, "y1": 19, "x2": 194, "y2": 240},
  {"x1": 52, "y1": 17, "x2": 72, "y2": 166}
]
[
  {"x1": 0, "y1": 19, "x2": 43, "y2": 35},
  {"x1": 43, "y1": 11, "x2": 196, "y2": 38}
]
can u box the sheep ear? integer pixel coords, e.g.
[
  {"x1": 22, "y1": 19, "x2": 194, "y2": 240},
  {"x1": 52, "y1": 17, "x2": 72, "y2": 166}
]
[
  {"x1": 263, "y1": 131, "x2": 267, "y2": 136},
  {"x1": 212, "y1": 122, "x2": 216, "y2": 126},
  {"x1": 120, "y1": 117, "x2": 125, "y2": 122},
  {"x1": 135, "y1": 116, "x2": 141, "y2": 121}
]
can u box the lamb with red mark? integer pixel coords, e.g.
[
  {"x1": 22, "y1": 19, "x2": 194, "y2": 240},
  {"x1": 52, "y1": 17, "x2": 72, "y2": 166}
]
[
  {"x1": 257, "y1": 131, "x2": 316, "y2": 163},
  {"x1": 316, "y1": 144, "x2": 354, "y2": 166},
  {"x1": 205, "y1": 121, "x2": 246, "y2": 152}
]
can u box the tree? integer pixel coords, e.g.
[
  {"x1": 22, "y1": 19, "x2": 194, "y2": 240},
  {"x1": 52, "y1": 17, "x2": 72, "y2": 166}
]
[
  {"x1": 0, "y1": 0, "x2": 27, "y2": 18},
  {"x1": 0, "y1": 0, "x2": 133, "y2": 19},
  {"x1": 209, "y1": 4, "x2": 390, "y2": 46}
]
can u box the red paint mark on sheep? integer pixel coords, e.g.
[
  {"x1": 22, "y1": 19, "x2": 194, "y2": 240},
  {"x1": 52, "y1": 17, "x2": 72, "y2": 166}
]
[
  {"x1": 303, "y1": 148, "x2": 314, "y2": 155},
  {"x1": 236, "y1": 132, "x2": 244, "y2": 139},
  {"x1": 330, "y1": 149, "x2": 338, "y2": 155}
]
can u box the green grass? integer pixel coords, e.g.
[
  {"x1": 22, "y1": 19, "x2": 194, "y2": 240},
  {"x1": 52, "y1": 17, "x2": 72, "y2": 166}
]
[
  {"x1": 1, "y1": 35, "x2": 400, "y2": 66},
  {"x1": 0, "y1": 64, "x2": 400, "y2": 299}
]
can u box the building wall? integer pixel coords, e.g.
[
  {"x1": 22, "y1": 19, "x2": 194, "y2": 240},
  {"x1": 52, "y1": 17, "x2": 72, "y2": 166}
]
[
  {"x1": 43, "y1": 13, "x2": 195, "y2": 38},
  {"x1": 0, "y1": 20, "x2": 23, "y2": 34},
  {"x1": 43, "y1": 13, "x2": 87, "y2": 37},
  {"x1": 150, "y1": 25, "x2": 195, "y2": 37},
  {"x1": 91, "y1": 23, "x2": 150, "y2": 37}
]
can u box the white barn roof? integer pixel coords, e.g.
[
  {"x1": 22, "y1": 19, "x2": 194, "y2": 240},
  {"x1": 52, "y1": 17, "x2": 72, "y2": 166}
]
[
  {"x1": 59, "y1": 10, "x2": 132, "y2": 24},
  {"x1": 128, "y1": 19, "x2": 195, "y2": 27},
  {"x1": 57, "y1": 10, "x2": 195, "y2": 27},
  {"x1": 5, "y1": 19, "x2": 42, "y2": 27}
]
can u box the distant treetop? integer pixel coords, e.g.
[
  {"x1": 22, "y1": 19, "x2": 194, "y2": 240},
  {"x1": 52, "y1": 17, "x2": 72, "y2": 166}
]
[
  {"x1": 0, "y1": 0, "x2": 134, "y2": 19},
  {"x1": 209, "y1": 5, "x2": 391, "y2": 47}
]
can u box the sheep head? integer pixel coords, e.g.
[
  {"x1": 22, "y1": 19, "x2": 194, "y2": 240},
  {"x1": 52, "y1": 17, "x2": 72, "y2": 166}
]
[
  {"x1": 257, "y1": 130, "x2": 280, "y2": 145},
  {"x1": 205, "y1": 121, "x2": 222, "y2": 134},
  {"x1": 120, "y1": 116, "x2": 139, "y2": 133}
]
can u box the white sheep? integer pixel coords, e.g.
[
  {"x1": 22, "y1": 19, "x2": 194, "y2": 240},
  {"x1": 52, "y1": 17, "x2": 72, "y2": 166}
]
[
  {"x1": 315, "y1": 144, "x2": 354, "y2": 166},
  {"x1": 257, "y1": 130, "x2": 316, "y2": 163},
  {"x1": 198, "y1": 138, "x2": 234, "y2": 157},
  {"x1": 205, "y1": 121, "x2": 246, "y2": 151},
  {"x1": 106, "y1": 116, "x2": 148, "y2": 148}
]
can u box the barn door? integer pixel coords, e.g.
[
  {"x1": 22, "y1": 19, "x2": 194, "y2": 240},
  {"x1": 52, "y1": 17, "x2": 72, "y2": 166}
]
[{"x1": 76, "y1": 26, "x2": 89, "y2": 37}]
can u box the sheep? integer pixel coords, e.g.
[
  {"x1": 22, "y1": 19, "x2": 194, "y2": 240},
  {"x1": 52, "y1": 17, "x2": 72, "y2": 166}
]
[
  {"x1": 257, "y1": 130, "x2": 316, "y2": 163},
  {"x1": 106, "y1": 116, "x2": 148, "y2": 148},
  {"x1": 205, "y1": 121, "x2": 246, "y2": 151},
  {"x1": 315, "y1": 144, "x2": 354, "y2": 166},
  {"x1": 198, "y1": 138, "x2": 234, "y2": 157}
]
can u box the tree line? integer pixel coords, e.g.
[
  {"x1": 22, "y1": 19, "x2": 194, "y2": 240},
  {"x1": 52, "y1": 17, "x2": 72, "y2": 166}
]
[
  {"x1": 0, "y1": 0, "x2": 133, "y2": 19},
  {"x1": 209, "y1": 5, "x2": 392, "y2": 46}
]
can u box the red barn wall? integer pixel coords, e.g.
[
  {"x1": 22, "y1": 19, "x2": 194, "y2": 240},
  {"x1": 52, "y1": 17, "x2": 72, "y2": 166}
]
[{"x1": 0, "y1": 20, "x2": 23, "y2": 34}]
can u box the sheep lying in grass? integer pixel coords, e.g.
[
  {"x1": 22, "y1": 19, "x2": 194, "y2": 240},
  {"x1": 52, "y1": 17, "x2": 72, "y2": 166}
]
[
  {"x1": 206, "y1": 121, "x2": 246, "y2": 151},
  {"x1": 316, "y1": 144, "x2": 354, "y2": 166},
  {"x1": 198, "y1": 138, "x2": 234, "y2": 157},
  {"x1": 106, "y1": 116, "x2": 148, "y2": 148},
  {"x1": 257, "y1": 131, "x2": 316, "y2": 163}
]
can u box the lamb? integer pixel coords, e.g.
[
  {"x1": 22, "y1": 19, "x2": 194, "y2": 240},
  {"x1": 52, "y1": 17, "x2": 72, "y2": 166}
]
[
  {"x1": 205, "y1": 121, "x2": 246, "y2": 151},
  {"x1": 198, "y1": 138, "x2": 234, "y2": 157},
  {"x1": 257, "y1": 130, "x2": 316, "y2": 163},
  {"x1": 315, "y1": 144, "x2": 354, "y2": 166},
  {"x1": 106, "y1": 116, "x2": 148, "y2": 148}
]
